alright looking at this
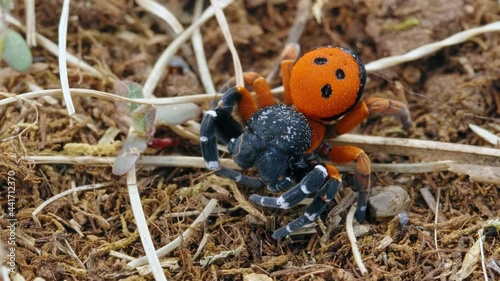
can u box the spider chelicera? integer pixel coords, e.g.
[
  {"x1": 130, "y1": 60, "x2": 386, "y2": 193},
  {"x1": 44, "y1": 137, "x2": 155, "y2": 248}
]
[{"x1": 200, "y1": 44, "x2": 411, "y2": 239}]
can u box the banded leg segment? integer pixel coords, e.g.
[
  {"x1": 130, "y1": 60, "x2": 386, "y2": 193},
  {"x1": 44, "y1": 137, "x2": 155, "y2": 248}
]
[
  {"x1": 321, "y1": 145, "x2": 371, "y2": 221},
  {"x1": 272, "y1": 164, "x2": 342, "y2": 239},
  {"x1": 200, "y1": 87, "x2": 263, "y2": 187},
  {"x1": 328, "y1": 98, "x2": 411, "y2": 136},
  {"x1": 249, "y1": 165, "x2": 329, "y2": 209}
]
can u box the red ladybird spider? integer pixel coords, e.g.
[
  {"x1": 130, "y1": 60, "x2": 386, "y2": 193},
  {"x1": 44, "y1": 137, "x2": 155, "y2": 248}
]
[{"x1": 200, "y1": 44, "x2": 411, "y2": 239}]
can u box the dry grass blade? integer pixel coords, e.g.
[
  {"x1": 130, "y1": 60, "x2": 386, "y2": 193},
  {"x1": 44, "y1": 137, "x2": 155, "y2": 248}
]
[
  {"x1": 0, "y1": 89, "x2": 222, "y2": 108},
  {"x1": 210, "y1": 0, "x2": 243, "y2": 87},
  {"x1": 32, "y1": 182, "x2": 112, "y2": 223},
  {"x1": 127, "y1": 199, "x2": 218, "y2": 269},
  {"x1": 365, "y1": 21, "x2": 500, "y2": 71},
  {"x1": 330, "y1": 134, "x2": 500, "y2": 165},
  {"x1": 136, "y1": 0, "x2": 184, "y2": 34},
  {"x1": 58, "y1": 0, "x2": 75, "y2": 116},
  {"x1": 126, "y1": 168, "x2": 167, "y2": 281},
  {"x1": 24, "y1": 0, "x2": 36, "y2": 46},
  {"x1": 22, "y1": 155, "x2": 457, "y2": 174},
  {"x1": 346, "y1": 204, "x2": 367, "y2": 276},
  {"x1": 142, "y1": 0, "x2": 233, "y2": 98},
  {"x1": 469, "y1": 124, "x2": 500, "y2": 146},
  {"x1": 192, "y1": 0, "x2": 217, "y2": 96}
]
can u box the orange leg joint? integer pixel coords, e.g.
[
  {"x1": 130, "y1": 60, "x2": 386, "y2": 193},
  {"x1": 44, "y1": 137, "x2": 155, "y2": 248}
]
[
  {"x1": 281, "y1": 59, "x2": 294, "y2": 105},
  {"x1": 236, "y1": 75, "x2": 277, "y2": 122},
  {"x1": 235, "y1": 86, "x2": 258, "y2": 122},
  {"x1": 321, "y1": 145, "x2": 371, "y2": 221},
  {"x1": 365, "y1": 97, "x2": 411, "y2": 129},
  {"x1": 329, "y1": 98, "x2": 411, "y2": 137}
]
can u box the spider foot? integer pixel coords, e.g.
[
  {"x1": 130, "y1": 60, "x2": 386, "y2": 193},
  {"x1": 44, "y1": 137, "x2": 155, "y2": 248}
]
[{"x1": 271, "y1": 179, "x2": 341, "y2": 238}]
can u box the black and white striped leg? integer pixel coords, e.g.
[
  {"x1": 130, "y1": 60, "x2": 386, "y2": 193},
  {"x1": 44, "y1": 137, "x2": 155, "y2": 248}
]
[
  {"x1": 200, "y1": 87, "x2": 263, "y2": 188},
  {"x1": 267, "y1": 177, "x2": 294, "y2": 192},
  {"x1": 216, "y1": 167, "x2": 263, "y2": 189},
  {"x1": 248, "y1": 165, "x2": 328, "y2": 209},
  {"x1": 272, "y1": 178, "x2": 341, "y2": 239},
  {"x1": 200, "y1": 87, "x2": 245, "y2": 170}
]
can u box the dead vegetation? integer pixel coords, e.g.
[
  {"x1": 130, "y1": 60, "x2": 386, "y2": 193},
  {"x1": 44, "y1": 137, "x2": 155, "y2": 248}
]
[{"x1": 0, "y1": 0, "x2": 499, "y2": 280}]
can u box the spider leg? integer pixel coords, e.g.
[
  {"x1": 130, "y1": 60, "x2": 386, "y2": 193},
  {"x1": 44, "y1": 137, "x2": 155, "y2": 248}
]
[
  {"x1": 242, "y1": 73, "x2": 276, "y2": 109},
  {"x1": 248, "y1": 165, "x2": 328, "y2": 209},
  {"x1": 267, "y1": 177, "x2": 294, "y2": 192},
  {"x1": 327, "y1": 98, "x2": 411, "y2": 137},
  {"x1": 280, "y1": 43, "x2": 301, "y2": 105},
  {"x1": 272, "y1": 164, "x2": 342, "y2": 239},
  {"x1": 215, "y1": 166, "x2": 263, "y2": 188},
  {"x1": 365, "y1": 97, "x2": 411, "y2": 129},
  {"x1": 200, "y1": 87, "x2": 263, "y2": 188},
  {"x1": 320, "y1": 145, "x2": 370, "y2": 221}
]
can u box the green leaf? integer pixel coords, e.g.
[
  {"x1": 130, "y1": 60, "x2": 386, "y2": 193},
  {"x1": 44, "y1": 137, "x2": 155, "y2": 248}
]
[
  {"x1": 125, "y1": 81, "x2": 144, "y2": 112},
  {"x1": 2, "y1": 29, "x2": 32, "y2": 72},
  {"x1": 131, "y1": 105, "x2": 156, "y2": 138}
]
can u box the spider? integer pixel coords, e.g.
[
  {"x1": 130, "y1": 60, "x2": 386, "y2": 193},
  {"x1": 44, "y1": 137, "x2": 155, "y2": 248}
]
[{"x1": 200, "y1": 44, "x2": 411, "y2": 239}]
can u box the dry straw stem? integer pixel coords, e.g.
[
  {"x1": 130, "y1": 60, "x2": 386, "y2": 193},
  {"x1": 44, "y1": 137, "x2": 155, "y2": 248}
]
[
  {"x1": 0, "y1": 88, "x2": 222, "y2": 108},
  {"x1": 31, "y1": 182, "x2": 112, "y2": 224},
  {"x1": 365, "y1": 21, "x2": 500, "y2": 72},
  {"x1": 192, "y1": 0, "x2": 217, "y2": 96},
  {"x1": 346, "y1": 204, "x2": 368, "y2": 276},
  {"x1": 126, "y1": 167, "x2": 167, "y2": 281},
  {"x1": 142, "y1": 0, "x2": 233, "y2": 98},
  {"x1": 330, "y1": 134, "x2": 500, "y2": 165},
  {"x1": 23, "y1": 155, "x2": 460, "y2": 174},
  {"x1": 210, "y1": 0, "x2": 243, "y2": 87},
  {"x1": 127, "y1": 199, "x2": 218, "y2": 269},
  {"x1": 23, "y1": 154, "x2": 500, "y2": 184},
  {"x1": 135, "y1": 0, "x2": 184, "y2": 35},
  {"x1": 468, "y1": 124, "x2": 500, "y2": 146},
  {"x1": 58, "y1": 0, "x2": 75, "y2": 116},
  {"x1": 24, "y1": 0, "x2": 36, "y2": 46}
]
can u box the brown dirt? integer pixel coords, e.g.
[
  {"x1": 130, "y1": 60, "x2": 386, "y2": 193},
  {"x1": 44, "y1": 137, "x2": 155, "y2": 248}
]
[{"x1": 1, "y1": 0, "x2": 499, "y2": 280}]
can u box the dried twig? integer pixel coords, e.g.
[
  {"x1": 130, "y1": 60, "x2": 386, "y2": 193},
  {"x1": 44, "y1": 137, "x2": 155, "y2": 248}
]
[
  {"x1": 32, "y1": 182, "x2": 112, "y2": 224},
  {"x1": 192, "y1": 0, "x2": 217, "y2": 96},
  {"x1": 469, "y1": 124, "x2": 500, "y2": 146},
  {"x1": 57, "y1": 0, "x2": 75, "y2": 116},
  {"x1": 142, "y1": 0, "x2": 233, "y2": 98},
  {"x1": 346, "y1": 204, "x2": 367, "y2": 276},
  {"x1": 135, "y1": 0, "x2": 184, "y2": 35},
  {"x1": 24, "y1": 0, "x2": 36, "y2": 46},
  {"x1": 365, "y1": 21, "x2": 500, "y2": 72},
  {"x1": 126, "y1": 167, "x2": 167, "y2": 281},
  {"x1": 210, "y1": 0, "x2": 243, "y2": 87},
  {"x1": 330, "y1": 134, "x2": 500, "y2": 165},
  {"x1": 419, "y1": 187, "x2": 447, "y2": 222},
  {"x1": 127, "y1": 199, "x2": 218, "y2": 269}
]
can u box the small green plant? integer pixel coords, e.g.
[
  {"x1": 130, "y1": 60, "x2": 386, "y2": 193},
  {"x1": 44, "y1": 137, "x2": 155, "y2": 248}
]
[
  {"x1": 111, "y1": 81, "x2": 201, "y2": 176},
  {"x1": 112, "y1": 81, "x2": 156, "y2": 176},
  {"x1": 0, "y1": 0, "x2": 32, "y2": 71}
]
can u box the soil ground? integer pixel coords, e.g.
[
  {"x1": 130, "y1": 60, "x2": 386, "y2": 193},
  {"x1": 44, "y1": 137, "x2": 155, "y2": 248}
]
[{"x1": 1, "y1": 0, "x2": 499, "y2": 280}]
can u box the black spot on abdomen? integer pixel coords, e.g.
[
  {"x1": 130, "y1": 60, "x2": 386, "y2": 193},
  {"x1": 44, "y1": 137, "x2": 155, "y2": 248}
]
[
  {"x1": 335, "y1": 68, "x2": 345, "y2": 80},
  {"x1": 321, "y1": 84, "x2": 332, "y2": 99},
  {"x1": 313, "y1": 57, "x2": 328, "y2": 65}
]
